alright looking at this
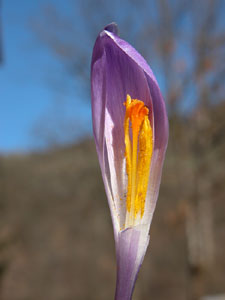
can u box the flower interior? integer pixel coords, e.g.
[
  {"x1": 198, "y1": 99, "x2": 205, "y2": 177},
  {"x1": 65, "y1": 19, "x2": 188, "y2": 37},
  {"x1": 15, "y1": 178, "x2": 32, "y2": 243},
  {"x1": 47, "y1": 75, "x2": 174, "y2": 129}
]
[{"x1": 124, "y1": 95, "x2": 153, "y2": 228}]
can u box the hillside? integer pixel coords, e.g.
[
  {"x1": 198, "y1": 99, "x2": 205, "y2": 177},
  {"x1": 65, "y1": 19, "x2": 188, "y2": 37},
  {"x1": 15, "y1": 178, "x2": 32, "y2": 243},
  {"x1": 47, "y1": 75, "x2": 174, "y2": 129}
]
[{"x1": 0, "y1": 112, "x2": 224, "y2": 300}]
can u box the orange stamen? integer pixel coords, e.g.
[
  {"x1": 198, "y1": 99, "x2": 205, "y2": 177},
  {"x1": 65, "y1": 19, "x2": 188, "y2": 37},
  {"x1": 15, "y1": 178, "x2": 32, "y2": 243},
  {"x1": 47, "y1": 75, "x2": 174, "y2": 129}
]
[{"x1": 124, "y1": 95, "x2": 153, "y2": 227}]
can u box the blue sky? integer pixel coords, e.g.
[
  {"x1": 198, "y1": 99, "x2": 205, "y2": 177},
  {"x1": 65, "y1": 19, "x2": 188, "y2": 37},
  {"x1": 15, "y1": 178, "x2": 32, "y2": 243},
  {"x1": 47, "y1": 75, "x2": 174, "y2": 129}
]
[
  {"x1": 0, "y1": 0, "x2": 173, "y2": 154},
  {"x1": 0, "y1": 0, "x2": 92, "y2": 153},
  {"x1": 0, "y1": 0, "x2": 166, "y2": 154},
  {"x1": 1, "y1": 1, "x2": 223, "y2": 153}
]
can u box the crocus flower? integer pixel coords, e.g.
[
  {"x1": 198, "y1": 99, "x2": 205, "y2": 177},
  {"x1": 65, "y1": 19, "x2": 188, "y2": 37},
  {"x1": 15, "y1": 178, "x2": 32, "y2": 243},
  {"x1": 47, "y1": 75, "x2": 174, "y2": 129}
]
[{"x1": 91, "y1": 23, "x2": 168, "y2": 300}]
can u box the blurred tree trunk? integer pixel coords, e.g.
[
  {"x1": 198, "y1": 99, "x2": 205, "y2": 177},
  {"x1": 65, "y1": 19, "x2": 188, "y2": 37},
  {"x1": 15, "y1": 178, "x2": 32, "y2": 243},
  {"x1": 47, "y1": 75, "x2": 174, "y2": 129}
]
[
  {"x1": 185, "y1": 173, "x2": 214, "y2": 300},
  {"x1": 185, "y1": 105, "x2": 215, "y2": 300}
]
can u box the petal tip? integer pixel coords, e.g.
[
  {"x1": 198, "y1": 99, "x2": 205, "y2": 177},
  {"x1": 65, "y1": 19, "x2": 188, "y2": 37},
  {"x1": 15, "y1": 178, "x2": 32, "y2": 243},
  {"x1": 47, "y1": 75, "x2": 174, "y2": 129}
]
[{"x1": 104, "y1": 22, "x2": 119, "y2": 35}]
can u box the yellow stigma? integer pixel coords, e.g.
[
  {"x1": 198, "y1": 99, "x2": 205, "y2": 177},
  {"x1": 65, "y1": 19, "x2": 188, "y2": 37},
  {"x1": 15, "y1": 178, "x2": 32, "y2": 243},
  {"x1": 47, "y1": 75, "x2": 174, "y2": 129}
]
[{"x1": 124, "y1": 94, "x2": 153, "y2": 227}]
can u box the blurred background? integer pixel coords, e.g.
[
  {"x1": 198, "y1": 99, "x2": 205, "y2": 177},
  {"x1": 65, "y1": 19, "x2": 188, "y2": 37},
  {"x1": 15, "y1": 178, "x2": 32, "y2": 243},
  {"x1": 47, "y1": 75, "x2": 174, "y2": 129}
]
[{"x1": 0, "y1": 0, "x2": 225, "y2": 299}]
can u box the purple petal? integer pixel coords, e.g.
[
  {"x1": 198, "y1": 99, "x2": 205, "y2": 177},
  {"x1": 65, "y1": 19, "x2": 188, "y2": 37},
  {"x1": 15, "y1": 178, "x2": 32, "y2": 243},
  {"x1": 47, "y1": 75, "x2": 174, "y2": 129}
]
[
  {"x1": 143, "y1": 74, "x2": 168, "y2": 226},
  {"x1": 115, "y1": 225, "x2": 149, "y2": 300},
  {"x1": 104, "y1": 22, "x2": 119, "y2": 35},
  {"x1": 91, "y1": 25, "x2": 168, "y2": 299},
  {"x1": 104, "y1": 28, "x2": 169, "y2": 151},
  {"x1": 100, "y1": 27, "x2": 169, "y2": 228},
  {"x1": 91, "y1": 29, "x2": 154, "y2": 231}
]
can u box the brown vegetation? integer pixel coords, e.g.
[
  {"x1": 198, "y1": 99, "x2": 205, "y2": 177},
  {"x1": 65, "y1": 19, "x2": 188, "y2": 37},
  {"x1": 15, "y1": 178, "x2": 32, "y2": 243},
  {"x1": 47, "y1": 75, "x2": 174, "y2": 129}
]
[{"x1": 0, "y1": 102, "x2": 224, "y2": 299}]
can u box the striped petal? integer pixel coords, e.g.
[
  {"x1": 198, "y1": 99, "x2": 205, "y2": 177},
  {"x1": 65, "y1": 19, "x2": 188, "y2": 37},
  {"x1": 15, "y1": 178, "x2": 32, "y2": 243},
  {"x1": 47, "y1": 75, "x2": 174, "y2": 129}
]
[{"x1": 91, "y1": 23, "x2": 168, "y2": 300}]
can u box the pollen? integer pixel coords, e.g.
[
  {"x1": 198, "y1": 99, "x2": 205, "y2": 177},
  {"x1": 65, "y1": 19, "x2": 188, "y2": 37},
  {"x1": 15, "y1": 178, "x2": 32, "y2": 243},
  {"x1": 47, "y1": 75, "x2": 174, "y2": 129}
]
[{"x1": 124, "y1": 95, "x2": 153, "y2": 227}]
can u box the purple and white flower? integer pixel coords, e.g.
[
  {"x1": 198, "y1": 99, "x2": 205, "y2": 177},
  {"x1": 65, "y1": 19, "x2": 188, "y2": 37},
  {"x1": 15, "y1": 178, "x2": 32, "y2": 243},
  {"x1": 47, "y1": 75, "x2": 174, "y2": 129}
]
[{"x1": 91, "y1": 23, "x2": 168, "y2": 300}]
